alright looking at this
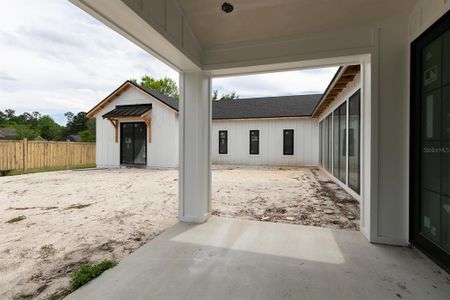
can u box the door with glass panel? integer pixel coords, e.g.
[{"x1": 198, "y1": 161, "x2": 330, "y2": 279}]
[
  {"x1": 120, "y1": 122, "x2": 147, "y2": 165},
  {"x1": 411, "y1": 11, "x2": 449, "y2": 271}
]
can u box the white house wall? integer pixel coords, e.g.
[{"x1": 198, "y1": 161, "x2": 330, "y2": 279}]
[
  {"x1": 212, "y1": 118, "x2": 319, "y2": 166},
  {"x1": 95, "y1": 87, "x2": 178, "y2": 168}
]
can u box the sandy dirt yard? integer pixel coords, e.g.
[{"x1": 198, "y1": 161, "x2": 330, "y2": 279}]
[{"x1": 0, "y1": 166, "x2": 358, "y2": 299}]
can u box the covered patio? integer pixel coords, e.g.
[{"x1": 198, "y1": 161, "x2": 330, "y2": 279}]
[
  {"x1": 65, "y1": 0, "x2": 449, "y2": 297},
  {"x1": 65, "y1": 217, "x2": 450, "y2": 300}
]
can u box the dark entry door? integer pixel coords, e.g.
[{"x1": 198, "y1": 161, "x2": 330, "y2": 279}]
[
  {"x1": 411, "y1": 11, "x2": 450, "y2": 272},
  {"x1": 120, "y1": 122, "x2": 147, "y2": 165}
]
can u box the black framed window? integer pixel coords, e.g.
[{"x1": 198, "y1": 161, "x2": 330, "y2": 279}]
[
  {"x1": 249, "y1": 130, "x2": 259, "y2": 155},
  {"x1": 348, "y1": 90, "x2": 361, "y2": 193},
  {"x1": 283, "y1": 129, "x2": 294, "y2": 155},
  {"x1": 218, "y1": 130, "x2": 228, "y2": 154}
]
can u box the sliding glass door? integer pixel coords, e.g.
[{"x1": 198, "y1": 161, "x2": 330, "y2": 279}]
[
  {"x1": 120, "y1": 122, "x2": 147, "y2": 165},
  {"x1": 411, "y1": 11, "x2": 449, "y2": 271}
]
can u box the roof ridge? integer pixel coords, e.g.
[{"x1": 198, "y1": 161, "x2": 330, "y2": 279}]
[{"x1": 213, "y1": 93, "x2": 323, "y2": 103}]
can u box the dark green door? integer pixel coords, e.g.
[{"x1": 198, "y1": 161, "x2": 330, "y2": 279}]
[
  {"x1": 120, "y1": 122, "x2": 147, "y2": 165},
  {"x1": 411, "y1": 11, "x2": 450, "y2": 272}
]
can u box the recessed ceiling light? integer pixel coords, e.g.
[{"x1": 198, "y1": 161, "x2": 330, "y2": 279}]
[{"x1": 221, "y1": 2, "x2": 234, "y2": 13}]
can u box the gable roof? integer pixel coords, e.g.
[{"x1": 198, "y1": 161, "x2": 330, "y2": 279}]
[
  {"x1": 212, "y1": 94, "x2": 322, "y2": 120},
  {"x1": 139, "y1": 85, "x2": 179, "y2": 111},
  {"x1": 87, "y1": 81, "x2": 178, "y2": 118},
  {"x1": 103, "y1": 104, "x2": 153, "y2": 118},
  {"x1": 88, "y1": 81, "x2": 323, "y2": 120}
]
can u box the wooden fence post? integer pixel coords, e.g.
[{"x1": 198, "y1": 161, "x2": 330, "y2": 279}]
[
  {"x1": 23, "y1": 138, "x2": 27, "y2": 172},
  {"x1": 66, "y1": 140, "x2": 70, "y2": 169}
]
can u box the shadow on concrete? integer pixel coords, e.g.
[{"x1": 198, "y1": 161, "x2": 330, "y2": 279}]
[{"x1": 65, "y1": 217, "x2": 450, "y2": 300}]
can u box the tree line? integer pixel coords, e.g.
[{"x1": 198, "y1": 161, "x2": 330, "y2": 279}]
[
  {"x1": 130, "y1": 75, "x2": 239, "y2": 101},
  {"x1": 0, "y1": 109, "x2": 95, "y2": 142},
  {"x1": 0, "y1": 76, "x2": 239, "y2": 142}
]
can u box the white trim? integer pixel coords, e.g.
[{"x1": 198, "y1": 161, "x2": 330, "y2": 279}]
[
  {"x1": 345, "y1": 99, "x2": 349, "y2": 186},
  {"x1": 178, "y1": 73, "x2": 185, "y2": 220}
]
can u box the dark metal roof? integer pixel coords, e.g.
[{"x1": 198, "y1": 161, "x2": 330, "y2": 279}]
[
  {"x1": 212, "y1": 94, "x2": 322, "y2": 120},
  {"x1": 102, "y1": 104, "x2": 152, "y2": 118}
]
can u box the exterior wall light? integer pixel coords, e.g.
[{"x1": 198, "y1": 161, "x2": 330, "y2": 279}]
[{"x1": 221, "y1": 2, "x2": 234, "y2": 13}]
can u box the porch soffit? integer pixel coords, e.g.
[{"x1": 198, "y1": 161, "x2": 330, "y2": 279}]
[
  {"x1": 312, "y1": 65, "x2": 361, "y2": 118},
  {"x1": 178, "y1": 0, "x2": 412, "y2": 49},
  {"x1": 72, "y1": 0, "x2": 412, "y2": 73}
]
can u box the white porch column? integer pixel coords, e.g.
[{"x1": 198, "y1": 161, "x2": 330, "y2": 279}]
[{"x1": 178, "y1": 71, "x2": 212, "y2": 223}]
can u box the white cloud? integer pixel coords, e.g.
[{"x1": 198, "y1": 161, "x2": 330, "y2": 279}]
[
  {"x1": 0, "y1": 0, "x2": 178, "y2": 124},
  {"x1": 0, "y1": 1, "x2": 338, "y2": 125},
  {"x1": 212, "y1": 67, "x2": 339, "y2": 99}
]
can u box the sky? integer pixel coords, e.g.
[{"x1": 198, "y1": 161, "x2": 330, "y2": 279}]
[{"x1": 0, "y1": 0, "x2": 338, "y2": 125}]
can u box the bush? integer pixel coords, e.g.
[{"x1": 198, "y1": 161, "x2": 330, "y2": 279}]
[{"x1": 70, "y1": 259, "x2": 117, "y2": 290}]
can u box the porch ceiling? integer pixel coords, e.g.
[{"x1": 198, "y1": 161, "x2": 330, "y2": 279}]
[
  {"x1": 71, "y1": 0, "x2": 414, "y2": 72},
  {"x1": 178, "y1": 0, "x2": 412, "y2": 48}
]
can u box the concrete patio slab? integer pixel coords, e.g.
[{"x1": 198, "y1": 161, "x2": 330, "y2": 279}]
[{"x1": 65, "y1": 217, "x2": 450, "y2": 300}]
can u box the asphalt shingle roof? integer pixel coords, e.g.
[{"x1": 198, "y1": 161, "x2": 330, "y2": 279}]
[
  {"x1": 128, "y1": 81, "x2": 180, "y2": 111},
  {"x1": 211, "y1": 94, "x2": 322, "y2": 120},
  {"x1": 0, "y1": 128, "x2": 17, "y2": 139},
  {"x1": 132, "y1": 81, "x2": 322, "y2": 119},
  {"x1": 93, "y1": 81, "x2": 323, "y2": 120}
]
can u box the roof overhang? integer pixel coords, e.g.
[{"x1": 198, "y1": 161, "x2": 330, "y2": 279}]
[
  {"x1": 86, "y1": 81, "x2": 178, "y2": 119},
  {"x1": 71, "y1": 0, "x2": 410, "y2": 74},
  {"x1": 102, "y1": 104, "x2": 152, "y2": 119},
  {"x1": 312, "y1": 65, "x2": 361, "y2": 118}
]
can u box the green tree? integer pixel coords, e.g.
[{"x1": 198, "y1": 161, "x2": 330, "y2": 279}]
[
  {"x1": 65, "y1": 112, "x2": 88, "y2": 135},
  {"x1": 131, "y1": 75, "x2": 179, "y2": 99},
  {"x1": 0, "y1": 110, "x2": 63, "y2": 141},
  {"x1": 37, "y1": 115, "x2": 62, "y2": 140},
  {"x1": 212, "y1": 90, "x2": 239, "y2": 101},
  {"x1": 0, "y1": 111, "x2": 6, "y2": 126},
  {"x1": 4, "y1": 109, "x2": 15, "y2": 119},
  {"x1": 13, "y1": 124, "x2": 38, "y2": 140},
  {"x1": 79, "y1": 118, "x2": 96, "y2": 142}
]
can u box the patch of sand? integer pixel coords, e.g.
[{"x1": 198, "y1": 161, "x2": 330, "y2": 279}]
[
  {"x1": 211, "y1": 166, "x2": 359, "y2": 229},
  {"x1": 0, "y1": 166, "x2": 358, "y2": 299}
]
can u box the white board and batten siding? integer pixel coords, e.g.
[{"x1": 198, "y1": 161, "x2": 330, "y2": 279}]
[
  {"x1": 95, "y1": 88, "x2": 178, "y2": 168},
  {"x1": 212, "y1": 118, "x2": 319, "y2": 166}
]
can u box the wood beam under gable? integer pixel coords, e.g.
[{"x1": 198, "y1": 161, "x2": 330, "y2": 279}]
[
  {"x1": 107, "y1": 118, "x2": 119, "y2": 143},
  {"x1": 141, "y1": 113, "x2": 152, "y2": 143},
  {"x1": 312, "y1": 65, "x2": 360, "y2": 118}
]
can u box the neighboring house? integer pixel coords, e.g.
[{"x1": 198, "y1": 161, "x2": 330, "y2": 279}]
[
  {"x1": 66, "y1": 134, "x2": 81, "y2": 142},
  {"x1": 0, "y1": 128, "x2": 16, "y2": 140},
  {"x1": 87, "y1": 81, "x2": 179, "y2": 168},
  {"x1": 88, "y1": 68, "x2": 359, "y2": 177}
]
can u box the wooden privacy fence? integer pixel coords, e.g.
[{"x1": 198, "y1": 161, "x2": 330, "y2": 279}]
[{"x1": 0, "y1": 139, "x2": 95, "y2": 171}]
